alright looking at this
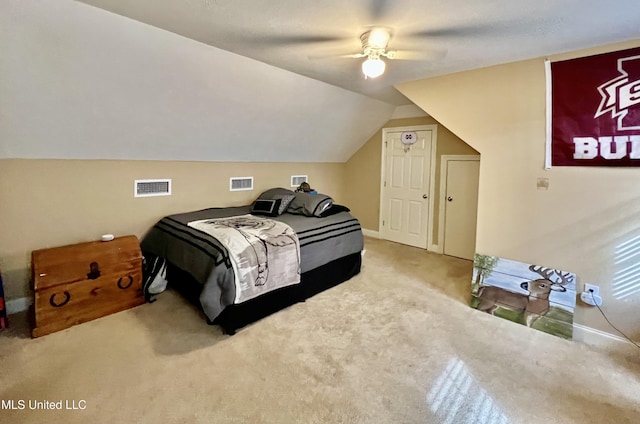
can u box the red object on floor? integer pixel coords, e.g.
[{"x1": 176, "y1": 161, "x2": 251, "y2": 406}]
[{"x1": 0, "y1": 272, "x2": 7, "y2": 330}]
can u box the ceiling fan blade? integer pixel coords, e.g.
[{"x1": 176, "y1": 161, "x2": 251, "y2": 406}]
[
  {"x1": 239, "y1": 33, "x2": 348, "y2": 47},
  {"x1": 405, "y1": 21, "x2": 511, "y2": 39},
  {"x1": 307, "y1": 52, "x2": 366, "y2": 60},
  {"x1": 386, "y1": 48, "x2": 447, "y2": 61}
]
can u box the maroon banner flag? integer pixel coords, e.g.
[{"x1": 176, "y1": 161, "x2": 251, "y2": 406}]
[{"x1": 549, "y1": 46, "x2": 640, "y2": 166}]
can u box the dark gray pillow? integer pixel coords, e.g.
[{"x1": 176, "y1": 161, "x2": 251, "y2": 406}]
[
  {"x1": 319, "y1": 204, "x2": 350, "y2": 217},
  {"x1": 256, "y1": 187, "x2": 295, "y2": 200},
  {"x1": 255, "y1": 188, "x2": 296, "y2": 216},
  {"x1": 287, "y1": 192, "x2": 334, "y2": 217}
]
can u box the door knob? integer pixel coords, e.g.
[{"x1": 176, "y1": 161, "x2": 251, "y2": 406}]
[
  {"x1": 447, "y1": 196, "x2": 453, "y2": 202},
  {"x1": 422, "y1": 194, "x2": 428, "y2": 199}
]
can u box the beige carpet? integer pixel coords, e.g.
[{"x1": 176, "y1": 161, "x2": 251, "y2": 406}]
[{"x1": 1, "y1": 237, "x2": 639, "y2": 424}]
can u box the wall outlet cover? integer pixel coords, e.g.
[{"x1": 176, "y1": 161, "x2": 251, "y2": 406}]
[
  {"x1": 584, "y1": 283, "x2": 600, "y2": 297},
  {"x1": 580, "y1": 291, "x2": 603, "y2": 306},
  {"x1": 537, "y1": 178, "x2": 549, "y2": 190}
]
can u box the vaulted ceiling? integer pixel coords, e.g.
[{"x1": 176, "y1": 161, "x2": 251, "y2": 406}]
[
  {"x1": 76, "y1": 0, "x2": 640, "y2": 105},
  {"x1": 2, "y1": 0, "x2": 639, "y2": 163}
]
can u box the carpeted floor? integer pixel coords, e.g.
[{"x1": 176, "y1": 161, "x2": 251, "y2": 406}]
[{"x1": 1, "y1": 237, "x2": 639, "y2": 423}]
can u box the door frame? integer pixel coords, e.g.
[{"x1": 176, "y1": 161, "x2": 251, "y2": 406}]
[
  {"x1": 379, "y1": 124, "x2": 438, "y2": 250},
  {"x1": 438, "y1": 154, "x2": 480, "y2": 255}
]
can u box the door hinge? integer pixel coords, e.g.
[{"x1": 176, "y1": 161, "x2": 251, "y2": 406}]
[
  {"x1": 385, "y1": 141, "x2": 388, "y2": 148},
  {"x1": 382, "y1": 220, "x2": 385, "y2": 226},
  {"x1": 384, "y1": 181, "x2": 386, "y2": 187}
]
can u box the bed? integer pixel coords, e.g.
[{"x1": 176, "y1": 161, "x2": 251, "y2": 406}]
[{"x1": 140, "y1": 188, "x2": 363, "y2": 334}]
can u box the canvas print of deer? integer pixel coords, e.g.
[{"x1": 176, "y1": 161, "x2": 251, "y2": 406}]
[{"x1": 471, "y1": 254, "x2": 576, "y2": 339}]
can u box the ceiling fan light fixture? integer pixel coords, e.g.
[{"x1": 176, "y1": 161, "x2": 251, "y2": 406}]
[
  {"x1": 362, "y1": 57, "x2": 386, "y2": 78},
  {"x1": 365, "y1": 28, "x2": 391, "y2": 49}
]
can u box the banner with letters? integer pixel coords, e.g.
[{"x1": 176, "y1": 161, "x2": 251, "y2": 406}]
[{"x1": 547, "y1": 46, "x2": 640, "y2": 167}]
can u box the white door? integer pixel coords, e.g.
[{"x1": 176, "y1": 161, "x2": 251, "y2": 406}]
[
  {"x1": 380, "y1": 129, "x2": 433, "y2": 248},
  {"x1": 443, "y1": 159, "x2": 480, "y2": 260}
]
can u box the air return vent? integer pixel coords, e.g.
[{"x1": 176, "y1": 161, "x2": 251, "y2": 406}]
[
  {"x1": 135, "y1": 179, "x2": 171, "y2": 197},
  {"x1": 230, "y1": 177, "x2": 254, "y2": 191},
  {"x1": 291, "y1": 175, "x2": 308, "y2": 187}
]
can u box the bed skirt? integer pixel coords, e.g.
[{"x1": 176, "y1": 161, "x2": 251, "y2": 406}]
[{"x1": 167, "y1": 252, "x2": 362, "y2": 335}]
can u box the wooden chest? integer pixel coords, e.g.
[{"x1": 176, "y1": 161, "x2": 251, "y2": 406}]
[{"x1": 31, "y1": 235, "x2": 144, "y2": 338}]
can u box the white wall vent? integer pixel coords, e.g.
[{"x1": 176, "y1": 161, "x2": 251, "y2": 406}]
[
  {"x1": 230, "y1": 177, "x2": 254, "y2": 191},
  {"x1": 291, "y1": 175, "x2": 308, "y2": 187},
  {"x1": 135, "y1": 179, "x2": 171, "y2": 197}
]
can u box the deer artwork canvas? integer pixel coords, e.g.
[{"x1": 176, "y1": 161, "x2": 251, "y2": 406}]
[{"x1": 471, "y1": 254, "x2": 577, "y2": 339}]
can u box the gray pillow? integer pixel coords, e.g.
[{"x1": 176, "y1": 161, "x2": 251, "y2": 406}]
[
  {"x1": 254, "y1": 188, "x2": 296, "y2": 216},
  {"x1": 287, "y1": 192, "x2": 334, "y2": 217},
  {"x1": 256, "y1": 187, "x2": 295, "y2": 200}
]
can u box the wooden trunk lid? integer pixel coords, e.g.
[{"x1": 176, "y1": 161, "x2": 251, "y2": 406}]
[{"x1": 32, "y1": 235, "x2": 142, "y2": 291}]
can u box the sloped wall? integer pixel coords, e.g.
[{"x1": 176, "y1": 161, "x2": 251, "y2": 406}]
[
  {"x1": 0, "y1": 0, "x2": 394, "y2": 162},
  {"x1": 396, "y1": 40, "x2": 640, "y2": 339}
]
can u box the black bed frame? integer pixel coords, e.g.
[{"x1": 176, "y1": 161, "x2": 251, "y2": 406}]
[{"x1": 166, "y1": 252, "x2": 362, "y2": 335}]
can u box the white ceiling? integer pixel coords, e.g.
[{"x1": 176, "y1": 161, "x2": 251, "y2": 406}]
[{"x1": 76, "y1": 0, "x2": 640, "y2": 105}]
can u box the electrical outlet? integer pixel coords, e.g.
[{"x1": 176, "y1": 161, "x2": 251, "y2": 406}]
[
  {"x1": 584, "y1": 283, "x2": 600, "y2": 297},
  {"x1": 581, "y1": 283, "x2": 603, "y2": 306}
]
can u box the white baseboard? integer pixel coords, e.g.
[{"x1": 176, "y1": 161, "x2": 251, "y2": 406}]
[
  {"x1": 429, "y1": 243, "x2": 443, "y2": 254},
  {"x1": 361, "y1": 229, "x2": 380, "y2": 239},
  {"x1": 6, "y1": 296, "x2": 32, "y2": 314},
  {"x1": 573, "y1": 323, "x2": 637, "y2": 352}
]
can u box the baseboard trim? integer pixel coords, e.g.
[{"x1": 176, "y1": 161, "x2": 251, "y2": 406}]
[
  {"x1": 429, "y1": 244, "x2": 443, "y2": 254},
  {"x1": 6, "y1": 296, "x2": 32, "y2": 314},
  {"x1": 573, "y1": 323, "x2": 637, "y2": 351},
  {"x1": 361, "y1": 229, "x2": 380, "y2": 239}
]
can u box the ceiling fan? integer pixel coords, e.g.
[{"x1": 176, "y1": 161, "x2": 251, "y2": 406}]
[
  {"x1": 352, "y1": 27, "x2": 395, "y2": 79},
  {"x1": 311, "y1": 27, "x2": 447, "y2": 79}
]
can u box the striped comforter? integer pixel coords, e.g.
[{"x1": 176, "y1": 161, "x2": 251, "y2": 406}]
[{"x1": 140, "y1": 205, "x2": 363, "y2": 322}]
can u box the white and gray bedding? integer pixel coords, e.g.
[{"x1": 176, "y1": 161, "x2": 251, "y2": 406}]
[
  {"x1": 140, "y1": 205, "x2": 363, "y2": 322},
  {"x1": 188, "y1": 215, "x2": 300, "y2": 304}
]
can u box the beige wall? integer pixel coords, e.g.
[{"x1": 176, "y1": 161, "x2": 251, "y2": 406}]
[
  {"x1": 0, "y1": 159, "x2": 344, "y2": 299},
  {"x1": 344, "y1": 116, "x2": 478, "y2": 245},
  {"x1": 396, "y1": 39, "x2": 640, "y2": 338}
]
